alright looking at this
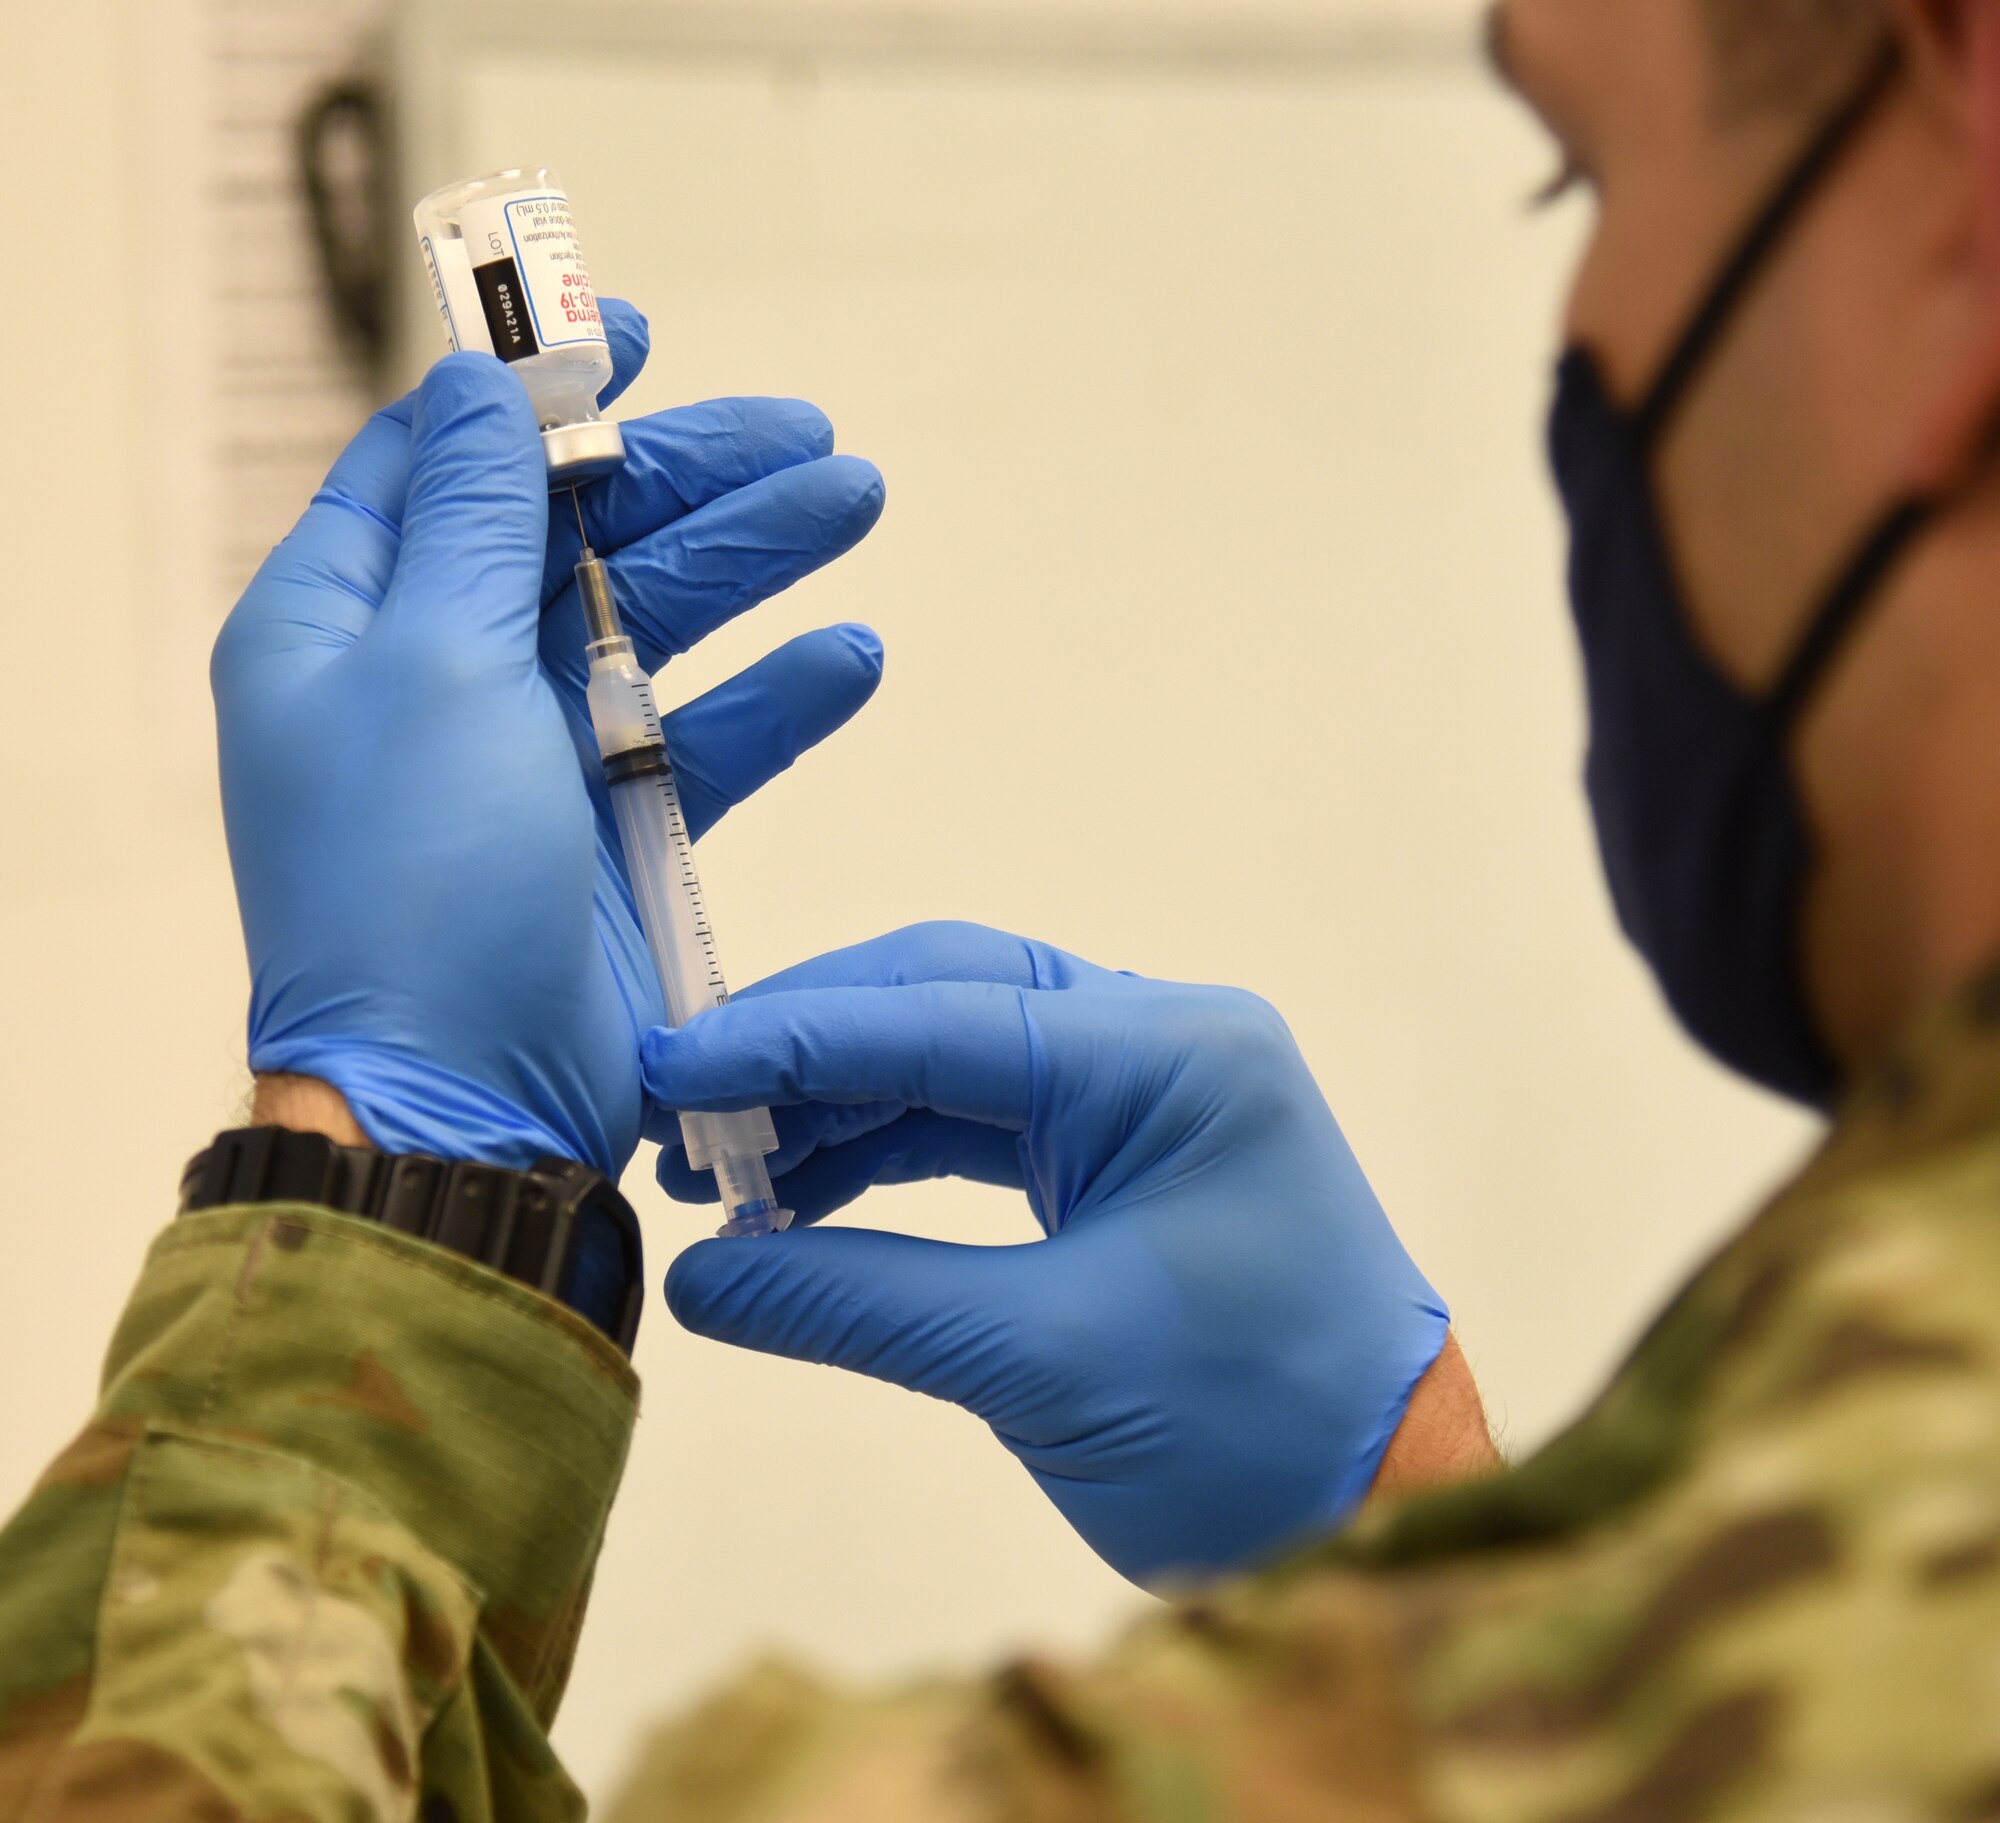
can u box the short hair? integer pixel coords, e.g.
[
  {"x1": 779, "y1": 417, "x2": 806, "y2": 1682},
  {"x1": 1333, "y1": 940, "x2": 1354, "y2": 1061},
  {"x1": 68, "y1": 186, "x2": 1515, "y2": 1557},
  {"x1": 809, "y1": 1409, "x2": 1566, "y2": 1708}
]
[{"x1": 1699, "y1": 0, "x2": 1886, "y2": 117}]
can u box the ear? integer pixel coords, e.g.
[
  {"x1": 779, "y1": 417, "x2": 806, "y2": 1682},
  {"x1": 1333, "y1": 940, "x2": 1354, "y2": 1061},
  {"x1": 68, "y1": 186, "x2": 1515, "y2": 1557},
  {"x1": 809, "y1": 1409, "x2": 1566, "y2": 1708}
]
[{"x1": 1898, "y1": 0, "x2": 2000, "y2": 489}]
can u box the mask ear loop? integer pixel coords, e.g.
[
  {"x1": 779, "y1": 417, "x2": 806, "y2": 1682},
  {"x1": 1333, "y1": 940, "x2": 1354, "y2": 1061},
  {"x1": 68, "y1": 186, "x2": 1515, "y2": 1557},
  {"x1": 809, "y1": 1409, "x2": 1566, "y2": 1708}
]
[
  {"x1": 1633, "y1": 40, "x2": 1904, "y2": 453},
  {"x1": 1765, "y1": 403, "x2": 2000, "y2": 728},
  {"x1": 1616, "y1": 35, "x2": 1920, "y2": 731},
  {"x1": 1762, "y1": 500, "x2": 1934, "y2": 728}
]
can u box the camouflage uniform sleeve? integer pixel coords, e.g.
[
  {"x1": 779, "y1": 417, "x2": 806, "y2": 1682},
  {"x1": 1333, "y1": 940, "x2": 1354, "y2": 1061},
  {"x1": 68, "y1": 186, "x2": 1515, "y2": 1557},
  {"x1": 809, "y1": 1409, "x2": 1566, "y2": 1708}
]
[
  {"x1": 0, "y1": 1204, "x2": 638, "y2": 1822},
  {"x1": 604, "y1": 1573, "x2": 1427, "y2": 1823},
  {"x1": 607, "y1": 1012, "x2": 2000, "y2": 1823}
]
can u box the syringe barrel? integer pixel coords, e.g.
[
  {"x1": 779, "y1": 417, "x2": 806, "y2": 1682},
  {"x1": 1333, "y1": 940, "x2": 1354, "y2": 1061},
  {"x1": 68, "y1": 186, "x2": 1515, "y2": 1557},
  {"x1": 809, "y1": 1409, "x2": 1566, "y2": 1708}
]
[
  {"x1": 584, "y1": 606, "x2": 790, "y2": 1237},
  {"x1": 683, "y1": 1109, "x2": 781, "y2": 1174},
  {"x1": 598, "y1": 770, "x2": 719, "y2": 1039},
  {"x1": 585, "y1": 621, "x2": 730, "y2": 1029},
  {"x1": 608, "y1": 780, "x2": 707, "y2": 1029}
]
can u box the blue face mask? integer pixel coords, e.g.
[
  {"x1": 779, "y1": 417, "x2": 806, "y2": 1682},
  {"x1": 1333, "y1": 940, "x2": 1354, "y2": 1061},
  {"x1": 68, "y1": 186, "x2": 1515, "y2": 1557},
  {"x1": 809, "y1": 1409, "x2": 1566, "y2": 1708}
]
[{"x1": 1551, "y1": 44, "x2": 1933, "y2": 1107}]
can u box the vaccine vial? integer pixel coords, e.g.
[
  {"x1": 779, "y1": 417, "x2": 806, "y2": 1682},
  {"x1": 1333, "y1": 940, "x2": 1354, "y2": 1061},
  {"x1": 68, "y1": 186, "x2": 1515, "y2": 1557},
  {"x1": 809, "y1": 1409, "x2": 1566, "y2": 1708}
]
[{"x1": 412, "y1": 168, "x2": 627, "y2": 486}]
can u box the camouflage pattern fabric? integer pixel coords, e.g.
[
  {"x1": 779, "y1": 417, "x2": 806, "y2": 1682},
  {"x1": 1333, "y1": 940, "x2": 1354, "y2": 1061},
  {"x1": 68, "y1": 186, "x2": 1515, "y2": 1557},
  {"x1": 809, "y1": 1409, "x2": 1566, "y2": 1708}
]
[
  {"x1": 10, "y1": 972, "x2": 2000, "y2": 1820},
  {"x1": 0, "y1": 1204, "x2": 637, "y2": 1819},
  {"x1": 608, "y1": 971, "x2": 2000, "y2": 1823}
]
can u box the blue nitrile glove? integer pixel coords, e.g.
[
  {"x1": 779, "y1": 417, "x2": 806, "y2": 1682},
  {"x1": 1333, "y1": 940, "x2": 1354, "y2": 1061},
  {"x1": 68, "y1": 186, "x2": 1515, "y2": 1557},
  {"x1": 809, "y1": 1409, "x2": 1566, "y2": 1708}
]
[
  {"x1": 214, "y1": 301, "x2": 886, "y2": 1170},
  {"x1": 641, "y1": 923, "x2": 1450, "y2": 1585}
]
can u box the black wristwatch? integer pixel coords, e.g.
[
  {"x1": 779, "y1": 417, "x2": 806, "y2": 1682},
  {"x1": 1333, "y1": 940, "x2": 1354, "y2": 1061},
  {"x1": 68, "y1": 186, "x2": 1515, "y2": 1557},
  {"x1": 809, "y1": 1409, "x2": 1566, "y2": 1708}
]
[{"x1": 180, "y1": 1127, "x2": 645, "y2": 1355}]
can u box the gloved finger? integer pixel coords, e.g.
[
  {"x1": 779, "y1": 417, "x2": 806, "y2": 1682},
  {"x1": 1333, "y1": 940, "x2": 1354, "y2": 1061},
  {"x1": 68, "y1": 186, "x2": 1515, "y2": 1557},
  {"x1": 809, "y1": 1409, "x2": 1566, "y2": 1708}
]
[
  {"x1": 658, "y1": 1110, "x2": 1025, "y2": 1227},
  {"x1": 381, "y1": 353, "x2": 550, "y2": 659},
  {"x1": 258, "y1": 298, "x2": 643, "y2": 622},
  {"x1": 614, "y1": 454, "x2": 884, "y2": 664},
  {"x1": 642, "y1": 981, "x2": 1037, "y2": 1127},
  {"x1": 543, "y1": 397, "x2": 847, "y2": 595},
  {"x1": 216, "y1": 399, "x2": 421, "y2": 680},
  {"x1": 220, "y1": 302, "x2": 650, "y2": 684},
  {"x1": 732, "y1": 922, "x2": 1125, "y2": 1003},
  {"x1": 308, "y1": 395, "x2": 418, "y2": 530},
  {"x1": 646, "y1": 1094, "x2": 909, "y2": 1168},
  {"x1": 666, "y1": 1226, "x2": 1041, "y2": 1420},
  {"x1": 663, "y1": 623, "x2": 884, "y2": 842},
  {"x1": 544, "y1": 619, "x2": 883, "y2": 920},
  {"x1": 539, "y1": 455, "x2": 885, "y2": 689},
  {"x1": 277, "y1": 293, "x2": 628, "y2": 604},
  {"x1": 597, "y1": 297, "x2": 650, "y2": 410}
]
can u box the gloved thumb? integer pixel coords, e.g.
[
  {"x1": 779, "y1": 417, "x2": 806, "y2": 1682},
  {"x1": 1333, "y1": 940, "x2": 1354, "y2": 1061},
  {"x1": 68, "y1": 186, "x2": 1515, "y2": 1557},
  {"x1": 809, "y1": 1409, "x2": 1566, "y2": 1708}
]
[
  {"x1": 382, "y1": 351, "x2": 550, "y2": 658},
  {"x1": 666, "y1": 1226, "x2": 1035, "y2": 1420}
]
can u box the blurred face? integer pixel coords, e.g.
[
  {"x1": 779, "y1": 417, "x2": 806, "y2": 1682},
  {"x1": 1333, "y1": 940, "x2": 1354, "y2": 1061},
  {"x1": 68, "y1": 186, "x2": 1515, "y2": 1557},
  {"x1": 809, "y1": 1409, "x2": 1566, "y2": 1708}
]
[
  {"x1": 1491, "y1": 0, "x2": 1966, "y2": 686},
  {"x1": 1492, "y1": 0, "x2": 1989, "y2": 1067}
]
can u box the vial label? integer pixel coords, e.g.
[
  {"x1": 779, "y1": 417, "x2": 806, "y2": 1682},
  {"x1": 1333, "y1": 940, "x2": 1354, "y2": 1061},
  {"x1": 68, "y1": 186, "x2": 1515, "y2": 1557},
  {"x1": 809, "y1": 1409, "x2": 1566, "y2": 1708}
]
[
  {"x1": 458, "y1": 190, "x2": 606, "y2": 361},
  {"x1": 418, "y1": 235, "x2": 483, "y2": 355},
  {"x1": 473, "y1": 252, "x2": 539, "y2": 360}
]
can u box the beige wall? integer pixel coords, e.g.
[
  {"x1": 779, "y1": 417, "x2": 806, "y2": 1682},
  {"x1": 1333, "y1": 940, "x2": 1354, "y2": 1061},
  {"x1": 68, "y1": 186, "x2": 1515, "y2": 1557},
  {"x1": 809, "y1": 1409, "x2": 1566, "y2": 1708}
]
[
  {"x1": 0, "y1": 0, "x2": 257, "y2": 1534},
  {"x1": 2, "y1": 1, "x2": 1818, "y2": 1804}
]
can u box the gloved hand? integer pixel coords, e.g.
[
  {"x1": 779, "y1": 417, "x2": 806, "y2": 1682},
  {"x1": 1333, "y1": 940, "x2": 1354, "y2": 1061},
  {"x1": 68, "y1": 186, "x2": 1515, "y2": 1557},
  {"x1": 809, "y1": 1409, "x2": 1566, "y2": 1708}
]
[
  {"x1": 214, "y1": 301, "x2": 886, "y2": 1171},
  {"x1": 641, "y1": 923, "x2": 1450, "y2": 1585}
]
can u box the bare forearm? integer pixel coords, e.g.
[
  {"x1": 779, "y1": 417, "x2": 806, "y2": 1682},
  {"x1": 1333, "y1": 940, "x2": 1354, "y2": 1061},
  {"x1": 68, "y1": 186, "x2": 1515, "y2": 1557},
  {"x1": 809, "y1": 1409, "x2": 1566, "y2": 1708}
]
[
  {"x1": 249, "y1": 1073, "x2": 372, "y2": 1146},
  {"x1": 1369, "y1": 1335, "x2": 1501, "y2": 1503}
]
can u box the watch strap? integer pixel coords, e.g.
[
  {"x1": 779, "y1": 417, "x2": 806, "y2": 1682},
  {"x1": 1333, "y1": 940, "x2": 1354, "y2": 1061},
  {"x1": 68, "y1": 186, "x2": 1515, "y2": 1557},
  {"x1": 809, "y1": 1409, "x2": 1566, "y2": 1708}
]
[{"x1": 179, "y1": 1127, "x2": 644, "y2": 1355}]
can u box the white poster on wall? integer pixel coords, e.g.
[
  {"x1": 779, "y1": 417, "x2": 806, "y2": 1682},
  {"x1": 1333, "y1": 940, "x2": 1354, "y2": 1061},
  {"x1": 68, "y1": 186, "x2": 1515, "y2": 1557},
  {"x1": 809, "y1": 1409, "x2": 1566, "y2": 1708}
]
[{"x1": 144, "y1": 0, "x2": 393, "y2": 774}]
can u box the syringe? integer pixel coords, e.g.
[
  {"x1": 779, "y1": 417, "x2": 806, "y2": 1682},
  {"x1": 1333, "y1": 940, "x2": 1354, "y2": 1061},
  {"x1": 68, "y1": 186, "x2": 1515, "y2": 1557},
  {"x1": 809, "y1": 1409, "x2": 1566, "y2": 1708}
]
[
  {"x1": 569, "y1": 490, "x2": 793, "y2": 1240},
  {"x1": 408, "y1": 170, "x2": 782, "y2": 1234}
]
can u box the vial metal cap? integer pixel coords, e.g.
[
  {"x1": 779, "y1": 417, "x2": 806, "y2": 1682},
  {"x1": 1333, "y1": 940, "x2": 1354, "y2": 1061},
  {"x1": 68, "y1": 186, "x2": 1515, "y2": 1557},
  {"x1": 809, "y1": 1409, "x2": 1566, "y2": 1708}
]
[{"x1": 540, "y1": 421, "x2": 628, "y2": 487}]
